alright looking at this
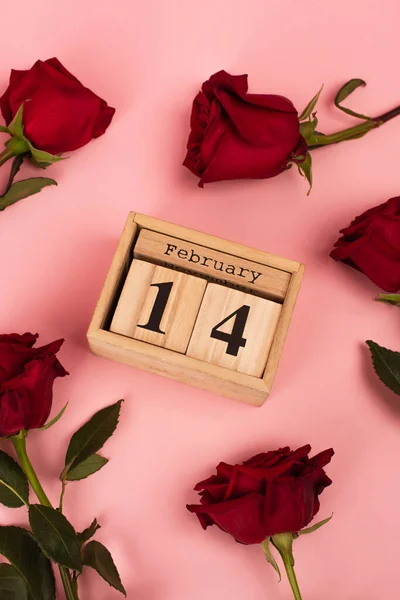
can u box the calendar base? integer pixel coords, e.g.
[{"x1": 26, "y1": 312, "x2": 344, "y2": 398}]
[{"x1": 87, "y1": 212, "x2": 304, "y2": 406}]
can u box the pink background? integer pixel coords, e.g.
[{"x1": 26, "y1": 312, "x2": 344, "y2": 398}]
[{"x1": 0, "y1": 1, "x2": 399, "y2": 599}]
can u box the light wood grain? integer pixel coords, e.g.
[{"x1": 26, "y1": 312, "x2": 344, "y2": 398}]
[
  {"x1": 134, "y1": 229, "x2": 290, "y2": 302},
  {"x1": 133, "y1": 213, "x2": 301, "y2": 274},
  {"x1": 88, "y1": 214, "x2": 137, "y2": 333},
  {"x1": 263, "y1": 264, "x2": 305, "y2": 392},
  {"x1": 110, "y1": 260, "x2": 206, "y2": 353},
  {"x1": 187, "y1": 284, "x2": 282, "y2": 377},
  {"x1": 87, "y1": 211, "x2": 305, "y2": 405},
  {"x1": 87, "y1": 329, "x2": 268, "y2": 406},
  {"x1": 110, "y1": 260, "x2": 156, "y2": 336}
]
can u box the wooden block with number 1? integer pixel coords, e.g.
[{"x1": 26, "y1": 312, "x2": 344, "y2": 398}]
[
  {"x1": 187, "y1": 284, "x2": 282, "y2": 377},
  {"x1": 110, "y1": 259, "x2": 207, "y2": 353}
]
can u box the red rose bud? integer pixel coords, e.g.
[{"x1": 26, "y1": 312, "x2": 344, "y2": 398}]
[
  {"x1": 187, "y1": 445, "x2": 334, "y2": 545},
  {"x1": 0, "y1": 333, "x2": 68, "y2": 437},
  {"x1": 0, "y1": 58, "x2": 115, "y2": 156},
  {"x1": 183, "y1": 70, "x2": 306, "y2": 187},
  {"x1": 330, "y1": 197, "x2": 400, "y2": 292},
  {"x1": 184, "y1": 73, "x2": 400, "y2": 192}
]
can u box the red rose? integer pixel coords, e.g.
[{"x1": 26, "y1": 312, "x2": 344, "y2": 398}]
[
  {"x1": 0, "y1": 58, "x2": 115, "y2": 155},
  {"x1": 183, "y1": 70, "x2": 305, "y2": 187},
  {"x1": 0, "y1": 333, "x2": 68, "y2": 437},
  {"x1": 187, "y1": 445, "x2": 334, "y2": 544},
  {"x1": 330, "y1": 197, "x2": 400, "y2": 292}
]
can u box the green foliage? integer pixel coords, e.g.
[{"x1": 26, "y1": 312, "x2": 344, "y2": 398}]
[
  {"x1": 366, "y1": 340, "x2": 400, "y2": 397},
  {"x1": 376, "y1": 293, "x2": 400, "y2": 307},
  {"x1": 82, "y1": 540, "x2": 126, "y2": 596},
  {"x1": 63, "y1": 400, "x2": 123, "y2": 478},
  {"x1": 29, "y1": 504, "x2": 82, "y2": 571},
  {"x1": 0, "y1": 451, "x2": 29, "y2": 508},
  {"x1": 78, "y1": 518, "x2": 101, "y2": 546},
  {"x1": 28, "y1": 144, "x2": 65, "y2": 168},
  {"x1": 297, "y1": 153, "x2": 313, "y2": 195},
  {"x1": 66, "y1": 454, "x2": 108, "y2": 481},
  {"x1": 299, "y1": 116, "x2": 318, "y2": 141},
  {"x1": 39, "y1": 402, "x2": 69, "y2": 431},
  {"x1": 299, "y1": 85, "x2": 323, "y2": 121},
  {"x1": 334, "y1": 78, "x2": 372, "y2": 120},
  {"x1": 7, "y1": 104, "x2": 25, "y2": 138},
  {"x1": 0, "y1": 563, "x2": 29, "y2": 600},
  {"x1": 262, "y1": 538, "x2": 281, "y2": 581},
  {"x1": 0, "y1": 526, "x2": 55, "y2": 600},
  {"x1": 0, "y1": 178, "x2": 57, "y2": 211},
  {"x1": 298, "y1": 514, "x2": 333, "y2": 536}
]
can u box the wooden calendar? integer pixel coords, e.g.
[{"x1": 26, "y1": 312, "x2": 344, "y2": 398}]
[{"x1": 87, "y1": 212, "x2": 304, "y2": 406}]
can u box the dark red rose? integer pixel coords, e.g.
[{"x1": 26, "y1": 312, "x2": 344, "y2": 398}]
[
  {"x1": 183, "y1": 70, "x2": 305, "y2": 187},
  {"x1": 187, "y1": 445, "x2": 334, "y2": 545},
  {"x1": 0, "y1": 58, "x2": 115, "y2": 155},
  {"x1": 330, "y1": 197, "x2": 400, "y2": 292},
  {"x1": 0, "y1": 333, "x2": 68, "y2": 437}
]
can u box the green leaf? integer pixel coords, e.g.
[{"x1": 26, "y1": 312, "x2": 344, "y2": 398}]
[
  {"x1": 39, "y1": 402, "x2": 69, "y2": 431},
  {"x1": 82, "y1": 540, "x2": 126, "y2": 596},
  {"x1": 7, "y1": 104, "x2": 25, "y2": 138},
  {"x1": 298, "y1": 514, "x2": 333, "y2": 535},
  {"x1": 261, "y1": 538, "x2": 281, "y2": 581},
  {"x1": 299, "y1": 115, "x2": 318, "y2": 142},
  {"x1": 0, "y1": 526, "x2": 55, "y2": 600},
  {"x1": 299, "y1": 85, "x2": 323, "y2": 121},
  {"x1": 297, "y1": 152, "x2": 313, "y2": 195},
  {"x1": 78, "y1": 518, "x2": 101, "y2": 546},
  {"x1": 376, "y1": 293, "x2": 400, "y2": 307},
  {"x1": 0, "y1": 450, "x2": 29, "y2": 508},
  {"x1": 3, "y1": 103, "x2": 64, "y2": 166},
  {"x1": 63, "y1": 400, "x2": 123, "y2": 476},
  {"x1": 0, "y1": 563, "x2": 29, "y2": 600},
  {"x1": 0, "y1": 177, "x2": 57, "y2": 211},
  {"x1": 29, "y1": 504, "x2": 82, "y2": 571},
  {"x1": 0, "y1": 125, "x2": 10, "y2": 134},
  {"x1": 28, "y1": 144, "x2": 66, "y2": 168},
  {"x1": 334, "y1": 78, "x2": 373, "y2": 121},
  {"x1": 66, "y1": 454, "x2": 108, "y2": 481},
  {"x1": 366, "y1": 340, "x2": 400, "y2": 396}
]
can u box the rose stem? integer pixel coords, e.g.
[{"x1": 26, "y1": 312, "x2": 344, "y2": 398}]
[
  {"x1": 309, "y1": 103, "x2": 400, "y2": 149},
  {"x1": 271, "y1": 533, "x2": 303, "y2": 600},
  {"x1": 280, "y1": 552, "x2": 303, "y2": 600},
  {"x1": 59, "y1": 479, "x2": 67, "y2": 513},
  {"x1": 12, "y1": 430, "x2": 78, "y2": 600},
  {"x1": 0, "y1": 148, "x2": 14, "y2": 167}
]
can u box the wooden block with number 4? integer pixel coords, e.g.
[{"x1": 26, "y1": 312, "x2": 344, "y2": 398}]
[
  {"x1": 110, "y1": 259, "x2": 206, "y2": 353},
  {"x1": 187, "y1": 284, "x2": 282, "y2": 377}
]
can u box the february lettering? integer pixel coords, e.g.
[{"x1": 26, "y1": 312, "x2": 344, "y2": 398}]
[{"x1": 164, "y1": 243, "x2": 262, "y2": 285}]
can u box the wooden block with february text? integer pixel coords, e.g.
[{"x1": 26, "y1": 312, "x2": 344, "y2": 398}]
[
  {"x1": 88, "y1": 212, "x2": 305, "y2": 405},
  {"x1": 110, "y1": 259, "x2": 206, "y2": 353},
  {"x1": 134, "y1": 229, "x2": 290, "y2": 302},
  {"x1": 187, "y1": 284, "x2": 282, "y2": 377}
]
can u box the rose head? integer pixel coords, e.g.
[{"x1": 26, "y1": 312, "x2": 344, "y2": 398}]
[
  {"x1": 187, "y1": 445, "x2": 334, "y2": 545},
  {"x1": 330, "y1": 197, "x2": 400, "y2": 292},
  {"x1": 183, "y1": 70, "x2": 305, "y2": 187},
  {"x1": 0, "y1": 58, "x2": 115, "y2": 155},
  {"x1": 0, "y1": 333, "x2": 68, "y2": 437}
]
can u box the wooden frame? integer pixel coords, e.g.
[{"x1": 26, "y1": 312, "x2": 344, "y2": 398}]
[{"x1": 87, "y1": 212, "x2": 305, "y2": 406}]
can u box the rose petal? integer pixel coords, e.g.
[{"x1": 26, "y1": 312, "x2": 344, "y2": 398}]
[{"x1": 187, "y1": 492, "x2": 267, "y2": 544}]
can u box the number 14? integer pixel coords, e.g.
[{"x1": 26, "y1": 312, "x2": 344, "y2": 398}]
[{"x1": 137, "y1": 281, "x2": 250, "y2": 357}]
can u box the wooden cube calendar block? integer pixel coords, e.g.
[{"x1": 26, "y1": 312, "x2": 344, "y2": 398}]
[
  {"x1": 87, "y1": 212, "x2": 305, "y2": 406},
  {"x1": 134, "y1": 229, "x2": 290, "y2": 301},
  {"x1": 110, "y1": 260, "x2": 206, "y2": 353},
  {"x1": 187, "y1": 285, "x2": 282, "y2": 377}
]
